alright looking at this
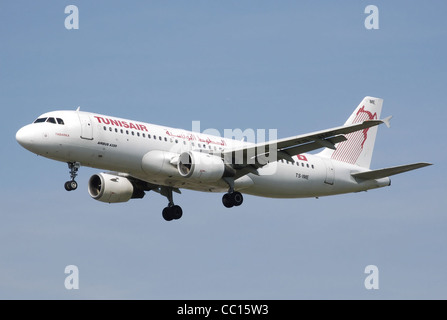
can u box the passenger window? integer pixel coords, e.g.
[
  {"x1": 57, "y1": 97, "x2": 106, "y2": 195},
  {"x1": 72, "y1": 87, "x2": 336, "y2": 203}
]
[
  {"x1": 164, "y1": 137, "x2": 167, "y2": 142},
  {"x1": 34, "y1": 118, "x2": 47, "y2": 123},
  {"x1": 126, "y1": 130, "x2": 129, "y2": 135},
  {"x1": 142, "y1": 133, "x2": 145, "y2": 138},
  {"x1": 109, "y1": 127, "x2": 112, "y2": 131},
  {"x1": 301, "y1": 163, "x2": 304, "y2": 167},
  {"x1": 47, "y1": 117, "x2": 56, "y2": 124},
  {"x1": 120, "y1": 129, "x2": 123, "y2": 134},
  {"x1": 103, "y1": 126, "x2": 107, "y2": 131},
  {"x1": 311, "y1": 165, "x2": 314, "y2": 169},
  {"x1": 307, "y1": 164, "x2": 309, "y2": 168},
  {"x1": 132, "y1": 131, "x2": 135, "y2": 136},
  {"x1": 148, "y1": 134, "x2": 151, "y2": 138},
  {"x1": 115, "y1": 128, "x2": 118, "y2": 133},
  {"x1": 159, "y1": 136, "x2": 162, "y2": 141},
  {"x1": 137, "y1": 132, "x2": 140, "y2": 137},
  {"x1": 56, "y1": 118, "x2": 64, "y2": 125}
]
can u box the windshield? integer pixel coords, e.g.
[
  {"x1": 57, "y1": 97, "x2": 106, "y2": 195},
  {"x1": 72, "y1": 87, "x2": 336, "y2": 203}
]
[
  {"x1": 33, "y1": 117, "x2": 65, "y2": 125},
  {"x1": 34, "y1": 117, "x2": 47, "y2": 123}
]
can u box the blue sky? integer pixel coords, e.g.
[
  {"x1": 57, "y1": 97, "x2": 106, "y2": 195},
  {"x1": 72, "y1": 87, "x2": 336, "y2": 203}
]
[{"x1": 1, "y1": 1, "x2": 446, "y2": 299}]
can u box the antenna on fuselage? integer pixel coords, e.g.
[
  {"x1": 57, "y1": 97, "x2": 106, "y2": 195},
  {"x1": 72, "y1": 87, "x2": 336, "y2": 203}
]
[{"x1": 76, "y1": 106, "x2": 80, "y2": 111}]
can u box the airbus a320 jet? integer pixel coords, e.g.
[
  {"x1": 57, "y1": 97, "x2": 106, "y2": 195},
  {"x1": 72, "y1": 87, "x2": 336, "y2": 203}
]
[{"x1": 16, "y1": 97, "x2": 431, "y2": 221}]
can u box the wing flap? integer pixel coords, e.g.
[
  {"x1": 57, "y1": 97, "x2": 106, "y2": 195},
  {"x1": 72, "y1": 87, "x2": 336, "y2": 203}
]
[{"x1": 351, "y1": 163, "x2": 432, "y2": 180}]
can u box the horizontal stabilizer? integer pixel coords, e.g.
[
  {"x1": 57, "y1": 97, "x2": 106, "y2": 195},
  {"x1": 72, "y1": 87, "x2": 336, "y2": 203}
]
[{"x1": 351, "y1": 163, "x2": 432, "y2": 180}]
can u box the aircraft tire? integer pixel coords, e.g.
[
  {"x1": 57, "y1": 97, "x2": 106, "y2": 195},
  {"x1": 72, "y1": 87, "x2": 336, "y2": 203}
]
[
  {"x1": 69, "y1": 180, "x2": 78, "y2": 190},
  {"x1": 231, "y1": 192, "x2": 243, "y2": 206},
  {"x1": 172, "y1": 205, "x2": 183, "y2": 220},
  {"x1": 162, "y1": 207, "x2": 174, "y2": 221},
  {"x1": 64, "y1": 181, "x2": 77, "y2": 191},
  {"x1": 222, "y1": 193, "x2": 234, "y2": 208}
]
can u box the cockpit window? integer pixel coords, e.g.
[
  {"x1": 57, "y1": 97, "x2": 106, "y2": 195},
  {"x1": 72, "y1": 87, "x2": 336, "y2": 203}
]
[
  {"x1": 33, "y1": 117, "x2": 64, "y2": 125},
  {"x1": 34, "y1": 117, "x2": 47, "y2": 123}
]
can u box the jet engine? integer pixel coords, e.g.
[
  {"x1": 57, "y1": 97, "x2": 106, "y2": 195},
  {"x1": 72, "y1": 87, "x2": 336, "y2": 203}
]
[
  {"x1": 88, "y1": 173, "x2": 145, "y2": 203},
  {"x1": 178, "y1": 151, "x2": 234, "y2": 181}
]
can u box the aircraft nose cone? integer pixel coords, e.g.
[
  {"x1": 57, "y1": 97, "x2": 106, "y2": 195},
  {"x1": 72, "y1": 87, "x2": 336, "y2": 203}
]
[{"x1": 16, "y1": 125, "x2": 34, "y2": 149}]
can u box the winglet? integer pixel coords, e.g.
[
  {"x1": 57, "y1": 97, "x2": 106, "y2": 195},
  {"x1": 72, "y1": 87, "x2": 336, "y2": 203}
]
[{"x1": 382, "y1": 115, "x2": 392, "y2": 128}]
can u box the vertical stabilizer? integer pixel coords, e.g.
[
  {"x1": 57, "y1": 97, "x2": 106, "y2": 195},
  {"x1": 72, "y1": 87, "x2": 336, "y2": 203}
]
[{"x1": 318, "y1": 96, "x2": 383, "y2": 169}]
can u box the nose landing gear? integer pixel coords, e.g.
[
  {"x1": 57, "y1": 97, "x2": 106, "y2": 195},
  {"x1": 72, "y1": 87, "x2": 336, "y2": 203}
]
[{"x1": 64, "y1": 162, "x2": 80, "y2": 191}]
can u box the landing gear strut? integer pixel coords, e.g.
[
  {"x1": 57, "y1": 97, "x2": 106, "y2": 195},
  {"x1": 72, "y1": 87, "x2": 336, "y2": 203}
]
[
  {"x1": 161, "y1": 187, "x2": 183, "y2": 221},
  {"x1": 65, "y1": 162, "x2": 80, "y2": 191}
]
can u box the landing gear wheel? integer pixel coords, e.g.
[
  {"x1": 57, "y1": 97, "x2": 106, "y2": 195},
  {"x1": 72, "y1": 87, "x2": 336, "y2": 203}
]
[
  {"x1": 222, "y1": 193, "x2": 234, "y2": 208},
  {"x1": 171, "y1": 205, "x2": 183, "y2": 220},
  {"x1": 222, "y1": 192, "x2": 244, "y2": 208},
  {"x1": 162, "y1": 205, "x2": 183, "y2": 221},
  {"x1": 162, "y1": 207, "x2": 174, "y2": 221},
  {"x1": 64, "y1": 180, "x2": 78, "y2": 191},
  {"x1": 69, "y1": 180, "x2": 78, "y2": 190},
  {"x1": 231, "y1": 191, "x2": 243, "y2": 206}
]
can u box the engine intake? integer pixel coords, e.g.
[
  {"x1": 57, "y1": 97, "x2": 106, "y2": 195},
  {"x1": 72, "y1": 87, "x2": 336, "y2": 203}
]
[{"x1": 88, "y1": 173, "x2": 145, "y2": 203}]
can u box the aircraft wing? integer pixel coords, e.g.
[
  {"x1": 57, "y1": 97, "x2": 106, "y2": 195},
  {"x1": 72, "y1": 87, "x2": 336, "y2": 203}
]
[{"x1": 223, "y1": 118, "x2": 389, "y2": 168}]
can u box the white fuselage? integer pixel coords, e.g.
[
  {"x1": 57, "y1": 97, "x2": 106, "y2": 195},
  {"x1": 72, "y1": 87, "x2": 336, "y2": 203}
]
[{"x1": 16, "y1": 110, "x2": 390, "y2": 199}]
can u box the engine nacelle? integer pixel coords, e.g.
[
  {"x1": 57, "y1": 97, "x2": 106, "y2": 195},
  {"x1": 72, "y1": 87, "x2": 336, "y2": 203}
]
[
  {"x1": 141, "y1": 150, "x2": 181, "y2": 177},
  {"x1": 178, "y1": 151, "x2": 227, "y2": 182},
  {"x1": 88, "y1": 173, "x2": 144, "y2": 203}
]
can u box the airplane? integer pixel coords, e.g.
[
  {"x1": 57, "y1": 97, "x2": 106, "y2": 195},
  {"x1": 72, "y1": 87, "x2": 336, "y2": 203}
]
[{"x1": 16, "y1": 96, "x2": 431, "y2": 221}]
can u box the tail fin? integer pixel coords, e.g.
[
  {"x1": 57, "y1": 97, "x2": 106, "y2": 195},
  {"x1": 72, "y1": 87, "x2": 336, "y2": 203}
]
[{"x1": 318, "y1": 96, "x2": 383, "y2": 169}]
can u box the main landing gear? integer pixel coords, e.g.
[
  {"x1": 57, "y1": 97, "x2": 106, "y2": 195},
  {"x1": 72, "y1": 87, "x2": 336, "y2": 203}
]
[
  {"x1": 221, "y1": 177, "x2": 243, "y2": 208},
  {"x1": 222, "y1": 191, "x2": 243, "y2": 208},
  {"x1": 64, "y1": 162, "x2": 80, "y2": 191},
  {"x1": 161, "y1": 187, "x2": 183, "y2": 221}
]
